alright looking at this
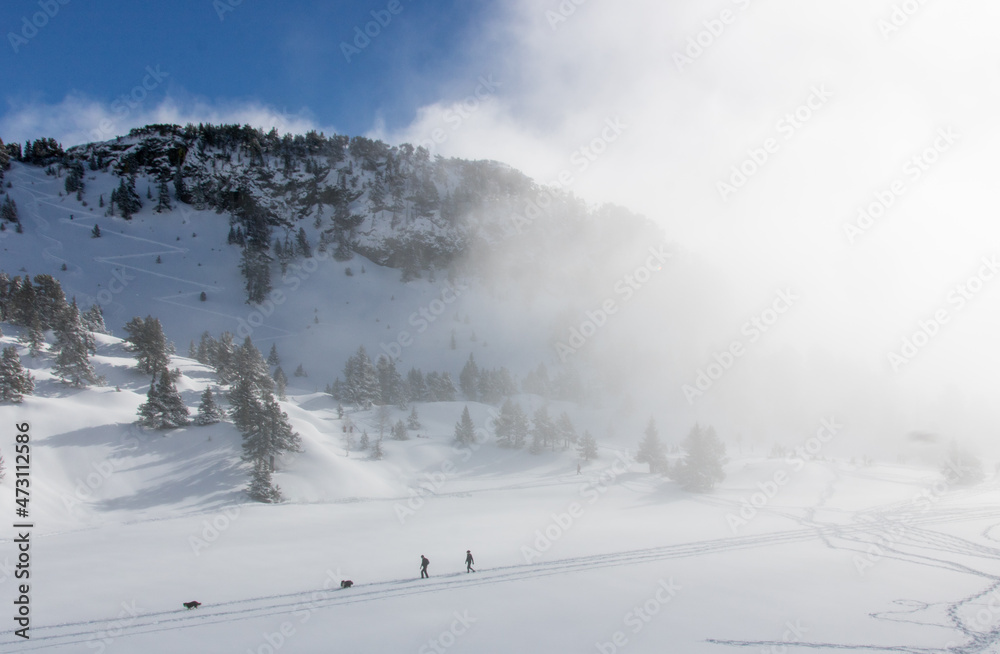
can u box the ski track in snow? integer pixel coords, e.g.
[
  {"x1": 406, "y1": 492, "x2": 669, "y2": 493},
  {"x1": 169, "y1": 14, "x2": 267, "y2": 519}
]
[
  {"x1": 9, "y1": 168, "x2": 293, "y2": 337},
  {"x1": 5, "y1": 494, "x2": 1000, "y2": 652},
  {"x1": 7, "y1": 167, "x2": 1000, "y2": 652}
]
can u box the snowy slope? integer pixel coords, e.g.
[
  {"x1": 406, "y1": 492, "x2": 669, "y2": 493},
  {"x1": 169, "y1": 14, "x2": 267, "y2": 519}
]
[
  {"x1": 2, "y1": 131, "x2": 1000, "y2": 652},
  {"x1": 2, "y1": 323, "x2": 1000, "y2": 651}
]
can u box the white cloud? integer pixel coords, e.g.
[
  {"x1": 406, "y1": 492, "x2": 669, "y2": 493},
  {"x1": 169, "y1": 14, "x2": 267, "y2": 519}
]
[
  {"x1": 0, "y1": 94, "x2": 327, "y2": 149},
  {"x1": 383, "y1": 0, "x2": 1000, "y2": 449}
]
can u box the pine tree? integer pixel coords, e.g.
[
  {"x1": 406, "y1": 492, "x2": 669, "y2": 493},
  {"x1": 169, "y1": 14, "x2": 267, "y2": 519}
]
[
  {"x1": 33, "y1": 274, "x2": 69, "y2": 330},
  {"x1": 229, "y1": 337, "x2": 274, "y2": 430},
  {"x1": 359, "y1": 431, "x2": 370, "y2": 450},
  {"x1": 495, "y1": 399, "x2": 528, "y2": 448},
  {"x1": 80, "y1": 304, "x2": 108, "y2": 334},
  {"x1": 529, "y1": 406, "x2": 555, "y2": 453},
  {"x1": 111, "y1": 176, "x2": 142, "y2": 219},
  {"x1": 229, "y1": 337, "x2": 299, "y2": 501},
  {"x1": 213, "y1": 332, "x2": 237, "y2": 383},
  {"x1": 406, "y1": 368, "x2": 427, "y2": 402},
  {"x1": 9, "y1": 275, "x2": 37, "y2": 327},
  {"x1": 123, "y1": 315, "x2": 173, "y2": 374},
  {"x1": 941, "y1": 440, "x2": 985, "y2": 486},
  {"x1": 91, "y1": 224, "x2": 101, "y2": 238},
  {"x1": 407, "y1": 405, "x2": 422, "y2": 430},
  {"x1": 454, "y1": 406, "x2": 476, "y2": 446},
  {"x1": 372, "y1": 435, "x2": 384, "y2": 460},
  {"x1": 273, "y1": 366, "x2": 288, "y2": 400},
  {"x1": 376, "y1": 355, "x2": 403, "y2": 406},
  {"x1": 155, "y1": 179, "x2": 172, "y2": 213},
  {"x1": 459, "y1": 354, "x2": 479, "y2": 400},
  {"x1": 195, "y1": 331, "x2": 215, "y2": 365},
  {"x1": 53, "y1": 301, "x2": 99, "y2": 387},
  {"x1": 392, "y1": 419, "x2": 408, "y2": 441},
  {"x1": 577, "y1": 431, "x2": 599, "y2": 461},
  {"x1": 293, "y1": 363, "x2": 307, "y2": 378},
  {"x1": 343, "y1": 346, "x2": 380, "y2": 408},
  {"x1": 19, "y1": 316, "x2": 45, "y2": 357},
  {"x1": 555, "y1": 412, "x2": 578, "y2": 449},
  {"x1": 1, "y1": 196, "x2": 18, "y2": 223},
  {"x1": 247, "y1": 458, "x2": 281, "y2": 503},
  {"x1": 240, "y1": 245, "x2": 272, "y2": 305},
  {"x1": 267, "y1": 343, "x2": 280, "y2": 366},
  {"x1": 137, "y1": 368, "x2": 190, "y2": 429},
  {"x1": 673, "y1": 424, "x2": 727, "y2": 492},
  {"x1": 0, "y1": 346, "x2": 34, "y2": 402},
  {"x1": 296, "y1": 226, "x2": 312, "y2": 257},
  {"x1": 194, "y1": 387, "x2": 224, "y2": 425},
  {"x1": 636, "y1": 418, "x2": 667, "y2": 474}
]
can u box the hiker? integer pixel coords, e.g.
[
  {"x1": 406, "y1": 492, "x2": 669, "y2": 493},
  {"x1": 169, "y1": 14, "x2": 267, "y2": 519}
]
[
  {"x1": 465, "y1": 550, "x2": 475, "y2": 573},
  {"x1": 420, "y1": 555, "x2": 430, "y2": 578}
]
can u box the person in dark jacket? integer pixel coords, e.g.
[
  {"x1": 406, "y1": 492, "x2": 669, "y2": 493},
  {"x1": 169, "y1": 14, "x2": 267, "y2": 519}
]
[
  {"x1": 420, "y1": 555, "x2": 430, "y2": 578},
  {"x1": 465, "y1": 550, "x2": 475, "y2": 573}
]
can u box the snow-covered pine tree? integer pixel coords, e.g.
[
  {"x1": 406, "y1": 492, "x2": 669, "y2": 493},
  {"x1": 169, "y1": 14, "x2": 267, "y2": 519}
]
[
  {"x1": 293, "y1": 363, "x2": 306, "y2": 378},
  {"x1": 672, "y1": 424, "x2": 726, "y2": 492},
  {"x1": 111, "y1": 176, "x2": 142, "y2": 219},
  {"x1": 296, "y1": 226, "x2": 312, "y2": 257},
  {"x1": 266, "y1": 343, "x2": 280, "y2": 366},
  {"x1": 529, "y1": 406, "x2": 555, "y2": 453},
  {"x1": 636, "y1": 418, "x2": 667, "y2": 474},
  {"x1": 0, "y1": 346, "x2": 34, "y2": 402},
  {"x1": 33, "y1": 274, "x2": 69, "y2": 330},
  {"x1": 193, "y1": 387, "x2": 225, "y2": 425},
  {"x1": 392, "y1": 419, "x2": 408, "y2": 441},
  {"x1": 137, "y1": 368, "x2": 190, "y2": 429},
  {"x1": 577, "y1": 431, "x2": 599, "y2": 461},
  {"x1": 376, "y1": 355, "x2": 403, "y2": 407},
  {"x1": 81, "y1": 304, "x2": 108, "y2": 335},
  {"x1": 247, "y1": 458, "x2": 281, "y2": 503},
  {"x1": 459, "y1": 354, "x2": 479, "y2": 400},
  {"x1": 407, "y1": 405, "x2": 422, "y2": 430},
  {"x1": 454, "y1": 406, "x2": 476, "y2": 446},
  {"x1": 941, "y1": 440, "x2": 984, "y2": 486},
  {"x1": 495, "y1": 399, "x2": 528, "y2": 448},
  {"x1": 123, "y1": 315, "x2": 173, "y2": 374},
  {"x1": 229, "y1": 338, "x2": 274, "y2": 427},
  {"x1": 240, "y1": 246, "x2": 272, "y2": 305},
  {"x1": 229, "y1": 338, "x2": 299, "y2": 500},
  {"x1": 1, "y1": 196, "x2": 18, "y2": 223},
  {"x1": 426, "y1": 371, "x2": 456, "y2": 401},
  {"x1": 371, "y1": 435, "x2": 384, "y2": 460},
  {"x1": 406, "y1": 368, "x2": 427, "y2": 402},
  {"x1": 343, "y1": 346, "x2": 380, "y2": 408},
  {"x1": 20, "y1": 316, "x2": 45, "y2": 357},
  {"x1": 555, "y1": 412, "x2": 578, "y2": 449},
  {"x1": 155, "y1": 179, "x2": 172, "y2": 213},
  {"x1": 273, "y1": 366, "x2": 288, "y2": 400},
  {"x1": 195, "y1": 331, "x2": 215, "y2": 365},
  {"x1": 359, "y1": 431, "x2": 370, "y2": 450},
  {"x1": 53, "y1": 301, "x2": 100, "y2": 387}
]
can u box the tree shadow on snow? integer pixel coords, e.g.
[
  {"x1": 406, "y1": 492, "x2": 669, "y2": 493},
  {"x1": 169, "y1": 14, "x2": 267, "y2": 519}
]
[{"x1": 45, "y1": 421, "x2": 247, "y2": 511}]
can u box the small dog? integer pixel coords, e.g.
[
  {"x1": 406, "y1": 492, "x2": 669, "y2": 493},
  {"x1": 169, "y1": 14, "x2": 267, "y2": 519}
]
[
  {"x1": 183, "y1": 601, "x2": 202, "y2": 609},
  {"x1": 340, "y1": 580, "x2": 353, "y2": 588}
]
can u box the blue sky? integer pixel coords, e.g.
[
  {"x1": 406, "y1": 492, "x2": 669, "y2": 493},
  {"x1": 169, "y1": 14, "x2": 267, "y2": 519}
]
[{"x1": 0, "y1": 0, "x2": 502, "y2": 143}]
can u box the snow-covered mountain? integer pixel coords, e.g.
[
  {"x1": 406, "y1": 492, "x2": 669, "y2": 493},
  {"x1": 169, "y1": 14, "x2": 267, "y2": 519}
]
[{"x1": 2, "y1": 128, "x2": 1000, "y2": 653}]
